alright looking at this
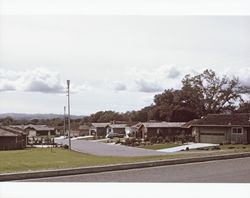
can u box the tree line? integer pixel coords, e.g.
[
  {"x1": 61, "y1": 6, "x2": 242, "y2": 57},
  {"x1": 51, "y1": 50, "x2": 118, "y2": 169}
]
[{"x1": 1, "y1": 69, "x2": 249, "y2": 127}]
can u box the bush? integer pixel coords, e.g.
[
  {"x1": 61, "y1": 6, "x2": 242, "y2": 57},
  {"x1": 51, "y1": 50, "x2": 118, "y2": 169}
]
[
  {"x1": 115, "y1": 139, "x2": 121, "y2": 144},
  {"x1": 62, "y1": 144, "x2": 69, "y2": 149},
  {"x1": 137, "y1": 138, "x2": 142, "y2": 145},
  {"x1": 124, "y1": 137, "x2": 137, "y2": 146},
  {"x1": 150, "y1": 137, "x2": 157, "y2": 144},
  {"x1": 157, "y1": 136, "x2": 163, "y2": 143},
  {"x1": 144, "y1": 136, "x2": 149, "y2": 142}
]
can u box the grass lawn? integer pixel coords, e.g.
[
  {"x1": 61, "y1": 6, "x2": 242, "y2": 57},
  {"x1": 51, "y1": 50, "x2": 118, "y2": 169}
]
[
  {"x1": 219, "y1": 144, "x2": 250, "y2": 151},
  {"x1": 138, "y1": 143, "x2": 181, "y2": 150},
  {"x1": 1, "y1": 145, "x2": 250, "y2": 174},
  {"x1": 0, "y1": 148, "x2": 182, "y2": 173}
]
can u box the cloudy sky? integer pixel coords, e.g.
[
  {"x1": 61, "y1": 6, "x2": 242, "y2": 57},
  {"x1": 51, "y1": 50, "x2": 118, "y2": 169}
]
[{"x1": 0, "y1": 1, "x2": 250, "y2": 115}]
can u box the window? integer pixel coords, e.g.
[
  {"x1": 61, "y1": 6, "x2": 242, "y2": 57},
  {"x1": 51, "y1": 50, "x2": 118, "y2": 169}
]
[{"x1": 232, "y1": 127, "x2": 243, "y2": 134}]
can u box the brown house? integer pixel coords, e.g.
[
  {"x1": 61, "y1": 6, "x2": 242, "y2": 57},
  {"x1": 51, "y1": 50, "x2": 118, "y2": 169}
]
[
  {"x1": 184, "y1": 113, "x2": 250, "y2": 144},
  {"x1": 132, "y1": 122, "x2": 191, "y2": 140},
  {"x1": 0, "y1": 126, "x2": 27, "y2": 150},
  {"x1": 89, "y1": 123, "x2": 109, "y2": 137},
  {"x1": 23, "y1": 124, "x2": 56, "y2": 137}
]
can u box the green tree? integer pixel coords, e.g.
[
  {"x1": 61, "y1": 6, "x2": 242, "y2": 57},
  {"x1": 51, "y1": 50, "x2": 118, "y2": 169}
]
[
  {"x1": 181, "y1": 69, "x2": 243, "y2": 115},
  {"x1": 1, "y1": 116, "x2": 14, "y2": 126}
]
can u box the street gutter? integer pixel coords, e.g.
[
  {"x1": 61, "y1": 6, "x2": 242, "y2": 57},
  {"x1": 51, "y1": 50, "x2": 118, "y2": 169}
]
[{"x1": 1, "y1": 152, "x2": 250, "y2": 181}]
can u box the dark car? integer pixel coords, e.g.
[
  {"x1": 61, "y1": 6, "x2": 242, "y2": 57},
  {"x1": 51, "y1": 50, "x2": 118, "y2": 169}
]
[{"x1": 106, "y1": 133, "x2": 124, "y2": 139}]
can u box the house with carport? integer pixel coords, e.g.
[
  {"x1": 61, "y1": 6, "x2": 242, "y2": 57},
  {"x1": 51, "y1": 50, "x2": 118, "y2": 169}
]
[{"x1": 106, "y1": 123, "x2": 127, "y2": 137}]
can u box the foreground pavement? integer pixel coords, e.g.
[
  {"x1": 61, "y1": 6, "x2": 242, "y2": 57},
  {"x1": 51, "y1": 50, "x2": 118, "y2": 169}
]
[
  {"x1": 55, "y1": 138, "x2": 165, "y2": 156},
  {"x1": 22, "y1": 157, "x2": 250, "y2": 182}
]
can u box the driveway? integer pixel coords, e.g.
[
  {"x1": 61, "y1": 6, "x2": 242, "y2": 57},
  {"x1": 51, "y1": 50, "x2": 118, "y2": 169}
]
[
  {"x1": 55, "y1": 138, "x2": 165, "y2": 157},
  {"x1": 158, "y1": 143, "x2": 219, "y2": 153}
]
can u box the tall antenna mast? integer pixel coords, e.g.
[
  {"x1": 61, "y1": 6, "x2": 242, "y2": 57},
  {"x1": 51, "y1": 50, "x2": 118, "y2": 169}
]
[{"x1": 67, "y1": 80, "x2": 71, "y2": 149}]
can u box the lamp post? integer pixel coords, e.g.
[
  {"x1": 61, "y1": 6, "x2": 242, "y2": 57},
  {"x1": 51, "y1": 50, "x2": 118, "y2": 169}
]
[{"x1": 67, "y1": 80, "x2": 71, "y2": 149}]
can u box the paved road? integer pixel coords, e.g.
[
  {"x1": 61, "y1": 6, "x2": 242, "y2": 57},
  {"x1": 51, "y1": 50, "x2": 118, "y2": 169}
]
[
  {"x1": 55, "y1": 139, "x2": 165, "y2": 156},
  {"x1": 22, "y1": 157, "x2": 250, "y2": 182}
]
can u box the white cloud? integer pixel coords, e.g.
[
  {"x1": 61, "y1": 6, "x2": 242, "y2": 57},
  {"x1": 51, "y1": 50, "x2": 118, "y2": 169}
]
[
  {"x1": 113, "y1": 82, "x2": 127, "y2": 91},
  {"x1": 135, "y1": 79, "x2": 163, "y2": 93},
  {"x1": 127, "y1": 64, "x2": 198, "y2": 93},
  {"x1": 0, "y1": 68, "x2": 65, "y2": 93},
  {"x1": 236, "y1": 67, "x2": 250, "y2": 87},
  {"x1": 225, "y1": 66, "x2": 250, "y2": 87},
  {"x1": 166, "y1": 67, "x2": 181, "y2": 78}
]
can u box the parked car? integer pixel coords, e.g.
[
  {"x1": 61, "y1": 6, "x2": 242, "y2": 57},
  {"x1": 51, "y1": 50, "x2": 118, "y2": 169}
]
[{"x1": 106, "y1": 133, "x2": 124, "y2": 139}]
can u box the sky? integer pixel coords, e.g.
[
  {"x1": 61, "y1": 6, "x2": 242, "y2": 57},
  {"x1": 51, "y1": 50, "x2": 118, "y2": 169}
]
[{"x1": 0, "y1": 1, "x2": 250, "y2": 115}]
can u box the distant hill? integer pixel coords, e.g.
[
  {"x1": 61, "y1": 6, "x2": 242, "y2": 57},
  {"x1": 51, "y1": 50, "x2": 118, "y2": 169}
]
[{"x1": 0, "y1": 113, "x2": 85, "y2": 120}]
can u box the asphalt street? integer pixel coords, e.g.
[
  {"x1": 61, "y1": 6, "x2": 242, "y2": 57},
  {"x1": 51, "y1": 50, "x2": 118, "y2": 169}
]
[
  {"x1": 21, "y1": 157, "x2": 250, "y2": 183},
  {"x1": 55, "y1": 138, "x2": 165, "y2": 156}
]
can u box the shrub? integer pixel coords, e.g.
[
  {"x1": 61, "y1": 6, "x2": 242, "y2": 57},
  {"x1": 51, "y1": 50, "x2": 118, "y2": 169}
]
[
  {"x1": 137, "y1": 138, "x2": 142, "y2": 144},
  {"x1": 150, "y1": 137, "x2": 157, "y2": 144},
  {"x1": 115, "y1": 139, "x2": 121, "y2": 144},
  {"x1": 144, "y1": 136, "x2": 149, "y2": 142},
  {"x1": 62, "y1": 144, "x2": 69, "y2": 149},
  {"x1": 157, "y1": 136, "x2": 163, "y2": 143}
]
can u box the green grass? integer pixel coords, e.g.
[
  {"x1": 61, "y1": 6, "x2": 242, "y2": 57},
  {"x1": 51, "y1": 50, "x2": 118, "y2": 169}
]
[
  {"x1": 138, "y1": 143, "x2": 181, "y2": 150},
  {"x1": 219, "y1": 144, "x2": 250, "y2": 151},
  {"x1": 1, "y1": 145, "x2": 250, "y2": 174},
  {"x1": 0, "y1": 148, "x2": 178, "y2": 173}
]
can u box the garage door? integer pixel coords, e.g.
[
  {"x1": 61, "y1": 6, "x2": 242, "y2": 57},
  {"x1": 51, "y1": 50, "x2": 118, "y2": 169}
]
[{"x1": 200, "y1": 134, "x2": 225, "y2": 144}]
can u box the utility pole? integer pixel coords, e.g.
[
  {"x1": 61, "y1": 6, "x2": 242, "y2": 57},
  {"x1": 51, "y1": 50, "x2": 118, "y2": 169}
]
[
  {"x1": 63, "y1": 106, "x2": 66, "y2": 138},
  {"x1": 67, "y1": 80, "x2": 71, "y2": 149}
]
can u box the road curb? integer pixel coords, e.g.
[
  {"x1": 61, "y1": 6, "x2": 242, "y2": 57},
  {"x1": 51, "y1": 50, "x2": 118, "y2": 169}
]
[{"x1": 1, "y1": 152, "x2": 250, "y2": 181}]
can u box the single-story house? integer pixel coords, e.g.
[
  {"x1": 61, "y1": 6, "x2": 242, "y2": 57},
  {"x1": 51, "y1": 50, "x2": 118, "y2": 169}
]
[
  {"x1": 89, "y1": 123, "x2": 109, "y2": 137},
  {"x1": 24, "y1": 124, "x2": 56, "y2": 137},
  {"x1": 0, "y1": 126, "x2": 27, "y2": 150},
  {"x1": 79, "y1": 125, "x2": 90, "y2": 136},
  {"x1": 132, "y1": 121, "x2": 192, "y2": 140},
  {"x1": 11, "y1": 124, "x2": 56, "y2": 145},
  {"x1": 183, "y1": 113, "x2": 250, "y2": 144},
  {"x1": 106, "y1": 124, "x2": 127, "y2": 136}
]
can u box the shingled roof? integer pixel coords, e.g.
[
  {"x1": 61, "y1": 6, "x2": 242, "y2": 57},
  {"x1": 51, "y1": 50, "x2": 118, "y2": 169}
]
[
  {"x1": 107, "y1": 124, "x2": 127, "y2": 129},
  {"x1": 184, "y1": 113, "x2": 250, "y2": 127},
  {"x1": 0, "y1": 126, "x2": 25, "y2": 137},
  {"x1": 91, "y1": 123, "x2": 109, "y2": 128},
  {"x1": 24, "y1": 124, "x2": 55, "y2": 131},
  {"x1": 132, "y1": 122, "x2": 186, "y2": 129}
]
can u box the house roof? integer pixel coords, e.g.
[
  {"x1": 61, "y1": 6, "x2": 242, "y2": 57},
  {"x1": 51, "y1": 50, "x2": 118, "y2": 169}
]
[
  {"x1": 91, "y1": 123, "x2": 109, "y2": 128},
  {"x1": 184, "y1": 113, "x2": 250, "y2": 127},
  {"x1": 24, "y1": 124, "x2": 55, "y2": 131},
  {"x1": 107, "y1": 124, "x2": 127, "y2": 129},
  {"x1": 0, "y1": 126, "x2": 25, "y2": 137},
  {"x1": 132, "y1": 122, "x2": 186, "y2": 129}
]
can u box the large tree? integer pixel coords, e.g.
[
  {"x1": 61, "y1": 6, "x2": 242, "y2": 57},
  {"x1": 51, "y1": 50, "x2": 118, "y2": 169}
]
[
  {"x1": 181, "y1": 69, "x2": 244, "y2": 115},
  {"x1": 153, "y1": 69, "x2": 246, "y2": 120}
]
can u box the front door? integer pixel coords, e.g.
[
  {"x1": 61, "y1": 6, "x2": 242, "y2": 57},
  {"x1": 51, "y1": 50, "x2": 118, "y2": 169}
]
[{"x1": 247, "y1": 128, "x2": 250, "y2": 144}]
